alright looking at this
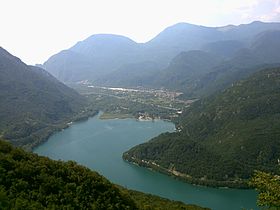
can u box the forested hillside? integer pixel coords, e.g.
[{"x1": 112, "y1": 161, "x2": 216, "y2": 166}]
[
  {"x1": 0, "y1": 140, "x2": 207, "y2": 210},
  {"x1": 92, "y1": 28, "x2": 280, "y2": 100},
  {"x1": 123, "y1": 68, "x2": 280, "y2": 187},
  {"x1": 161, "y1": 30, "x2": 280, "y2": 98},
  {"x1": 0, "y1": 47, "x2": 94, "y2": 149}
]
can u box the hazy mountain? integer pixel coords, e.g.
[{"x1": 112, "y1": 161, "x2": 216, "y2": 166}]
[
  {"x1": 95, "y1": 51, "x2": 223, "y2": 89},
  {"x1": 251, "y1": 30, "x2": 280, "y2": 63},
  {"x1": 152, "y1": 50, "x2": 223, "y2": 90},
  {"x1": 123, "y1": 67, "x2": 280, "y2": 187},
  {"x1": 95, "y1": 61, "x2": 160, "y2": 87},
  {"x1": 93, "y1": 30, "x2": 280, "y2": 95},
  {"x1": 43, "y1": 50, "x2": 94, "y2": 82},
  {"x1": 142, "y1": 21, "x2": 280, "y2": 66},
  {"x1": 42, "y1": 21, "x2": 280, "y2": 84},
  {"x1": 0, "y1": 47, "x2": 87, "y2": 147},
  {"x1": 43, "y1": 34, "x2": 142, "y2": 82},
  {"x1": 96, "y1": 28, "x2": 280, "y2": 100},
  {"x1": 218, "y1": 21, "x2": 280, "y2": 40},
  {"x1": 183, "y1": 30, "x2": 280, "y2": 98},
  {"x1": 142, "y1": 23, "x2": 223, "y2": 66},
  {"x1": 201, "y1": 40, "x2": 246, "y2": 58}
]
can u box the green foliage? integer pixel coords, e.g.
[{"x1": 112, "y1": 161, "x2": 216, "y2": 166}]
[
  {"x1": 124, "y1": 188, "x2": 210, "y2": 210},
  {"x1": 154, "y1": 50, "x2": 223, "y2": 91},
  {"x1": 0, "y1": 47, "x2": 96, "y2": 149},
  {"x1": 250, "y1": 171, "x2": 280, "y2": 208},
  {"x1": 0, "y1": 140, "x2": 207, "y2": 210},
  {"x1": 0, "y1": 140, "x2": 137, "y2": 210},
  {"x1": 85, "y1": 93, "x2": 177, "y2": 120},
  {"x1": 124, "y1": 68, "x2": 280, "y2": 187}
]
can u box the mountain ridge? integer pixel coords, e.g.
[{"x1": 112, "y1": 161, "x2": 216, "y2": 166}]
[{"x1": 42, "y1": 21, "x2": 280, "y2": 84}]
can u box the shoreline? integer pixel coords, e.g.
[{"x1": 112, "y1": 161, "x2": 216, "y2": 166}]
[
  {"x1": 122, "y1": 156, "x2": 249, "y2": 189},
  {"x1": 29, "y1": 110, "x2": 98, "y2": 152},
  {"x1": 30, "y1": 110, "x2": 175, "y2": 152}
]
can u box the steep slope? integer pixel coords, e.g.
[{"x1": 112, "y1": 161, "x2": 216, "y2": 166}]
[
  {"x1": 123, "y1": 68, "x2": 280, "y2": 187},
  {"x1": 95, "y1": 61, "x2": 160, "y2": 87},
  {"x1": 95, "y1": 50, "x2": 223, "y2": 89},
  {"x1": 42, "y1": 50, "x2": 94, "y2": 82},
  {"x1": 251, "y1": 30, "x2": 280, "y2": 63},
  {"x1": 42, "y1": 21, "x2": 280, "y2": 84},
  {"x1": 0, "y1": 140, "x2": 208, "y2": 210},
  {"x1": 201, "y1": 40, "x2": 245, "y2": 58},
  {"x1": 43, "y1": 34, "x2": 141, "y2": 82},
  {"x1": 0, "y1": 140, "x2": 137, "y2": 210},
  {"x1": 0, "y1": 47, "x2": 88, "y2": 148},
  {"x1": 142, "y1": 23, "x2": 223, "y2": 66},
  {"x1": 153, "y1": 50, "x2": 223, "y2": 91},
  {"x1": 184, "y1": 30, "x2": 280, "y2": 98}
]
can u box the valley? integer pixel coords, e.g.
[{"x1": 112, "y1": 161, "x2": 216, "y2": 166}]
[
  {"x1": 72, "y1": 83, "x2": 195, "y2": 121},
  {"x1": 1, "y1": 17, "x2": 280, "y2": 209},
  {"x1": 123, "y1": 68, "x2": 280, "y2": 189},
  {"x1": 34, "y1": 113, "x2": 258, "y2": 210}
]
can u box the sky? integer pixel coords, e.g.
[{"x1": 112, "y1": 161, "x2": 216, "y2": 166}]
[{"x1": 1, "y1": 0, "x2": 280, "y2": 65}]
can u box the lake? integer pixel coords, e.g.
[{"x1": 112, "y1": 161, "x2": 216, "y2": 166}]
[{"x1": 34, "y1": 113, "x2": 258, "y2": 210}]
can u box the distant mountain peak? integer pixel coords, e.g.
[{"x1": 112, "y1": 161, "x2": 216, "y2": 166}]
[
  {"x1": 42, "y1": 21, "x2": 280, "y2": 84},
  {"x1": 72, "y1": 33, "x2": 137, "y2": 49},
  {"x1": 86, "y1": 33, "x2": 136, "y2": 41}
]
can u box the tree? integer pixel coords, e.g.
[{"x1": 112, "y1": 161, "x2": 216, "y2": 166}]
[{"x1": 249, "y1": 171, "x2": 280, "y2": 209}]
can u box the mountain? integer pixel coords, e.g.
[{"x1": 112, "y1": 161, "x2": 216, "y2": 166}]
[
  {"x1": 0, "y1": 140, "x2": 208, "y2": 210},
  {"x1": 95, "y1": 61, "x2": 160, "y2": 87},
  {"x1": 183, "y1": 30, "x2": 280, "y2": 98},
  {"x1": 94, "y1": 51, "x2": 223, "y2": 89},
  {"x1": 112, "y1": 28, "x2": 280, "y2": 96},
  {"x1": 251, "y1": 30, "x2": 280, "y2": 63},
  {"x1": 0, "y1": 47, "x2": 89, "y2": 148},
  {"x1": 142, "y1": 23, "x2": 223, "y2": 66},
  {"x1": 42, "y1": 50, "x2": 94, "y2": 82},
  {"x1": 201, "y1": 40, "x2": 245, "y2": 58},
  {"x1": 153, "y1": 50, "x2": 223, "y2": 91},
  {"x1": 43, "y1": 34, "x2": 142, "y2": 82},
  {"x1": 218, "y1": 21, "x2": 280, "y2": 40},
  {"x1": 123, "y1": 67, "x2": 280, "y2": 188},
  {"x1": 42, "y1": 21, "x2": 280, "y2": 84}
]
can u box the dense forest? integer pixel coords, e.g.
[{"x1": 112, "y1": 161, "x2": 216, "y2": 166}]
[
  {"x1": 124, "y1": 68, "x2": 280, "y2": 188},
  {"x1": 0, "y1": 47, "x2": 97, "y2": 150},
  {"x1": 0, "y1": 140, "x2": 207, "y2": 210},
  {"x1": 250, "y1": 171, "x2": 280, "y2": 208}
]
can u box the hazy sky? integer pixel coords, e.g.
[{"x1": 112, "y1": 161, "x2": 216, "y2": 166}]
[{"x1": 1, "y1": 0, "x2": 280, "y2": 64}]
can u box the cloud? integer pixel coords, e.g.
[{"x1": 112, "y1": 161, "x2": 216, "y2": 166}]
[{"x1": 234, "y1": 0, "x2": 280, "y2": 22}]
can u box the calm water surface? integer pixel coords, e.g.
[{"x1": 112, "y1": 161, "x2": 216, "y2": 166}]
[{"x1": 34, "y1": 113, "x2": 258, "y2": 210}]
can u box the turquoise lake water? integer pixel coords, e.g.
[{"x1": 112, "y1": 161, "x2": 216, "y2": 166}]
[{"x1": 34, "y1": 113, "x2": 258, "y2": 210}]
